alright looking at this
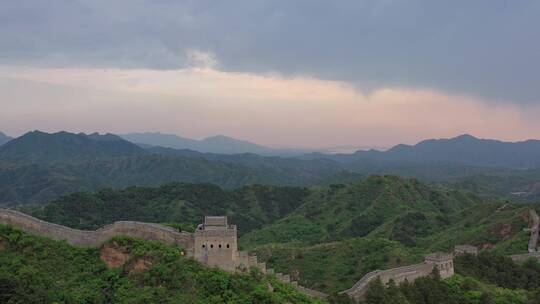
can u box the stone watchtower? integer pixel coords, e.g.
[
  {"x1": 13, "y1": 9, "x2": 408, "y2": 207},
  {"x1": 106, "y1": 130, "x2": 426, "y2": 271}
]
[
  {"x1": 193, "y1": 216, "x2": 238, "y2": 272},
  {"x1": 425, "y1": 252, "x2": 454, "y2": 278}
]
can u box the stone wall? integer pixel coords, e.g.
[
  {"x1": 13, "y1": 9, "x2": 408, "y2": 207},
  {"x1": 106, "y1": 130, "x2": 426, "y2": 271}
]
[
  {"x1": 0, "y1": 208, "x2": 459, "y2": 302},
  {"x1": 340, "y1": 253, "x2": 454, "y2": 301},
  {"x1": 511, "y1": 252, "x2": 540, "y2": 263},
  {"x1": 0, "y1": 208, "x2": 194, "y2": 252},
  {"x1": 236, "y1": 249, "x2": 329, "y2": 300},
  {"x1": 528, "y1": 209, "x2": 539, "y2": 253},
  {"x1": 0, "y1": 209, "x2": 327, "y2": 300}
]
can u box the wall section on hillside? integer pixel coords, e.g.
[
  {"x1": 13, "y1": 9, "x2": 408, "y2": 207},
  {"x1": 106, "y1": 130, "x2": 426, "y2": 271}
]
[{"x1": 0, "y1": 208, "x2": 194, "y2": 252}]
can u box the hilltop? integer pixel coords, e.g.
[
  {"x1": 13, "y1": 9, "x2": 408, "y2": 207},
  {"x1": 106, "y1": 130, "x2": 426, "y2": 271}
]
[
  {"x1": 0, "y1": 132, "x2": 11, "y2": 146},
  {"x1": 240, "y1": 175, "x2": 486, "y2": 246},
  {"x1": 0, "y1": 131, "x2": 144, "y2": 164}
]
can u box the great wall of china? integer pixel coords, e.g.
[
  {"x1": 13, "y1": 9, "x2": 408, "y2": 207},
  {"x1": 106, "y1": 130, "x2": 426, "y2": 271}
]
[
  {"x1": 0, "y1": 209, "x2": 327, "y2": 300},
  {"x1": 511, "y1": 208, "x2": 540, "y2": 262},
  {"x1": 2, "y1": 207, "x2": 538, "y2": 302},
  {"x1": 340, "y1": 253, "x2": 454, "y2": 301}
]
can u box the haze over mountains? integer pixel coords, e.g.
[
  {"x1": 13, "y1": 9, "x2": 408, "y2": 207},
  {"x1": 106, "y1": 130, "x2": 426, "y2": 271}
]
[
  {"x1": 1, "y1": 130, "x2": 540, "y2": 204},
  {"x1": 120, "y1": 132, "x2": 314, "y2": 156},
  {"x1": 304, "y1": 134, "x2": 540, "y2": 169}
]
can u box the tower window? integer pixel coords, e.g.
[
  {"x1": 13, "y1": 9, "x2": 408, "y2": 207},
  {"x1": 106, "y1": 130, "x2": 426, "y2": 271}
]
[
  {"x1": 210, "y1": 244, "x2": 214, "y2": 249},
  {"x1": 202, "y1": 244, "x2": 205, "y2": 248},
  {"x1": 227, "y1": 244, "x2": 230, "y2": 248},
  {"x1": 219, "y1": 244, "x2": 222, "y2": 248}
]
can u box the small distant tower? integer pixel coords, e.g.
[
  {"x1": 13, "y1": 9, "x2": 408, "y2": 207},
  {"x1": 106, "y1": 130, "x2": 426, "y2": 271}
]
[
  {"x1": 193, "y1": 216, "x2": 238, "y2": 271},
  {"x1": 425, "y1": 252, "x2": 454, "y2": 279},
  {"x1": 454, "y1": 245, "x2": 479, "y2": 256}
]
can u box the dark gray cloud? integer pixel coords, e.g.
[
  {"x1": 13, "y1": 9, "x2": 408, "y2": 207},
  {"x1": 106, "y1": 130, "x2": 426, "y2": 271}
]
[{"x1": 1, "y1": 0, "x2": 539, "y2": 102}]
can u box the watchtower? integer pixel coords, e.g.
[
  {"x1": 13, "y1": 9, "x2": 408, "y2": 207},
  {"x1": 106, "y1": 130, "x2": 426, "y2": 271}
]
[
  {"x1": 193, "y1": 216, "x2": 238, "y2": 271},
  {"x1": 425, "y1": 252, "x2": 454, "y2": 278}
]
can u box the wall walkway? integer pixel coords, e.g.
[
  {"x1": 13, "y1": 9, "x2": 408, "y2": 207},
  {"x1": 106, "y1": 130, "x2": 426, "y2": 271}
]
[{"x1": 0, "y1": 208, "x2": 194, "y2": 252}]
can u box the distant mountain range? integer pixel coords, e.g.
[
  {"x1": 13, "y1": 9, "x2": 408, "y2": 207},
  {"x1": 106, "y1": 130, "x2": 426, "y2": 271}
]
[
  {"x1": 303, "y1": 134, "x2": 540, "y2": 168},
  {"x1": 0, "y1": 132, "x2": 12, "y2": 146},
  {"x1": 0, "y1": 131, "x2": 353, "y2": 204},
  {"x1": 1, "y1": 130, "x2": 540, "y2": 204},
  {"x1": 120, "y1": 132, "x2": 313, "y2": 156}
]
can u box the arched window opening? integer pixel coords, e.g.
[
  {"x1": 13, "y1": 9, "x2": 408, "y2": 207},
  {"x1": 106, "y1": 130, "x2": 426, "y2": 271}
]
[
  {"x1": 219, "y1": 244, "x2": 222, "y2": 248},
  {"x1": 227, "y1": 244, "x2": 230, "y2": 248},
  {"x1": 202, "y1": 244, "x2": 205, "y2": 248},
  {"x1": 210, "y1": 244, "x2": 214, "y2": 249}
]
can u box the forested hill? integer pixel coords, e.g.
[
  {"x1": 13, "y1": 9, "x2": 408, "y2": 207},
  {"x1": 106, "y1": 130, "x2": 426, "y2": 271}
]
[
  {"x1": 0, "y1": 131, "x2": 144, "y2": 164},
  {"x1": 240, "y1": 175, "x2": 486, "y2": 246},
  {"x1": 30, "y1": 176, "x2": 489, "y2": 241},
  {"x1": 30, "y1": 183, "x2": 312, "y2": 235},
  {"x1": 0, "y1": 131, "x2": 356, "y2": 205}
]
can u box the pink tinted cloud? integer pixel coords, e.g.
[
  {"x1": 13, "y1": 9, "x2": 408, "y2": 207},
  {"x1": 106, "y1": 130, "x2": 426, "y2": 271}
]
[{"x1": 0, "y1": 66, "x2": 539, "y2": 148}]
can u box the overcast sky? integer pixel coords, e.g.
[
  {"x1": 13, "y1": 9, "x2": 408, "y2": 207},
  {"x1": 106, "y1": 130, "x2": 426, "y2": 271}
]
[{"x1": 1, "y1": 0, "x2": 539, "y2": 148}]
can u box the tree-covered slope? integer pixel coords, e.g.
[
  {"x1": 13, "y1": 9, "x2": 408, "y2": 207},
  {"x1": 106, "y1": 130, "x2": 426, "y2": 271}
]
[
  {"x1": 240, "y1": 175, "x2": 486, "y2": 246},
  {"x1": 0, "y1": 131, "x2": 356, "y2": 205},
  {"x1": 0, "y1": 131, "x2": 144, "y2": 164},
  {"x1": 0, "y1": 153, "x2": 356, "y2": 205},
  {"x1": 0, "y1": 224, "x2": 320, "y2": 304},
  {"x1": 29, "y1": 183, "x2": 311, "y2": 236},
  {"x1": 245, "y1": 201, "x2": 535, "y2": 293},
  {"x1": 236, "y1": 177, "x2": 536, "y2": 294}
]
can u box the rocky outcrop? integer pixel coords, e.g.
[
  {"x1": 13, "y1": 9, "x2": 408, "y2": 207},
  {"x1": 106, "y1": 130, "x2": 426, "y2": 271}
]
[
  {"x1": 100, "y1": 243, "x2": 131, "y2": 268},
  {"x1": 99, "y1": 242, "x2": 153, "y2": 273}
]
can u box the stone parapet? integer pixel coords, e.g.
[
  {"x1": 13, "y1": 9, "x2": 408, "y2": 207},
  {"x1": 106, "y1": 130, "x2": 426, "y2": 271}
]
[{"x1": 0, "y1": 208, "x2": 194, "y2": 250}]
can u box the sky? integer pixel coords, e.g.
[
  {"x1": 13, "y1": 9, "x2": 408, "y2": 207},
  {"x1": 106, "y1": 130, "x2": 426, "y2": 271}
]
[{"x1": 1, "y1": 0, "x2": 539, "y2": 149}]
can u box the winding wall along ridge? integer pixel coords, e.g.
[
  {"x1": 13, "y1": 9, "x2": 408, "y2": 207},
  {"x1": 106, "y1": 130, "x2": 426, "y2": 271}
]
[
  {"x1": 2, "y1": 208, "x2": 458, "y2": 302},
  {"x1": 0, "y1": 208, "x2": 194, "y2": 251}
]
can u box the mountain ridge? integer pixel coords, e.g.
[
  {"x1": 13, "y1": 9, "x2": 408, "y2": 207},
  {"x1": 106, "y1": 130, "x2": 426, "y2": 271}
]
[
  {"x1": 0, "y1": 131, "x2": 144, "y2": 164},
  {"x1": 301, "y1": 134, "x2": 540, "y2": 169},
  {"x1": 0, "y1": 131, "x2": 12, "y2": 146},
  {"x1": 120, "y1": 132, "x2": 314, "y2": 156}
]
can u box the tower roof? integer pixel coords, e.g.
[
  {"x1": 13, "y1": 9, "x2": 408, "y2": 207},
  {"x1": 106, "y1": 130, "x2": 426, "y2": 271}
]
[{"x1": 204, "y1": 216, "x2": 227, "y2": 227}]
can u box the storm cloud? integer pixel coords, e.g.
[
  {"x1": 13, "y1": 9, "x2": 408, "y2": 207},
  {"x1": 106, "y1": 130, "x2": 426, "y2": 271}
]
[{"x1": 1, "y1": 0, "x2": 539, "y2": 103}]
